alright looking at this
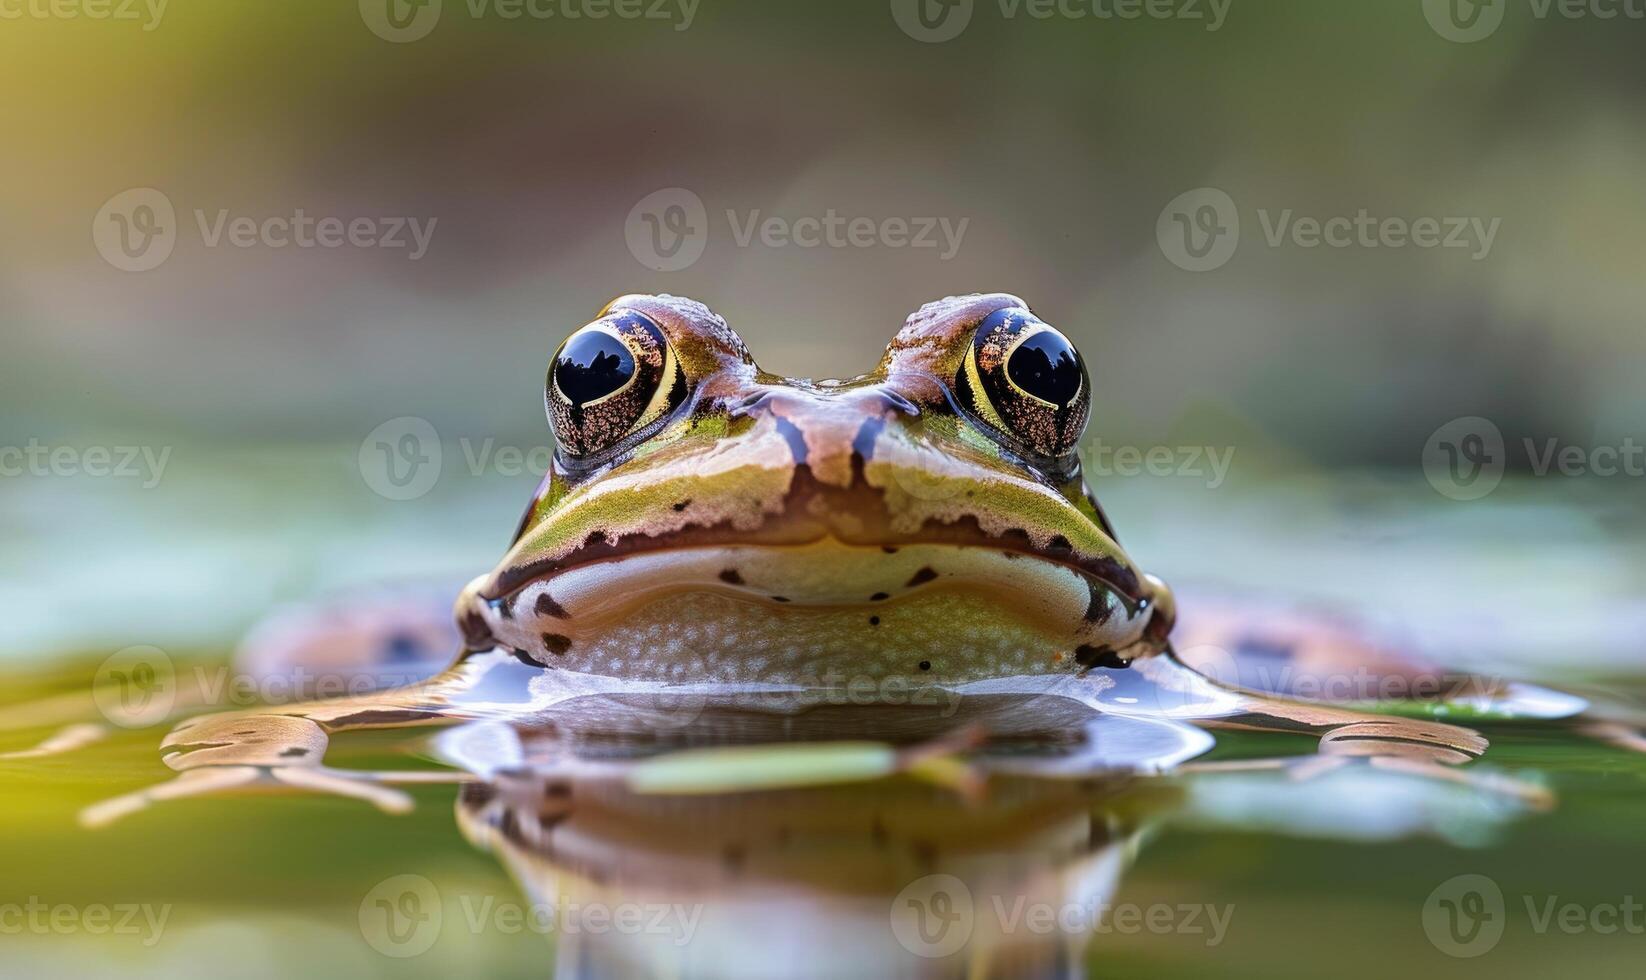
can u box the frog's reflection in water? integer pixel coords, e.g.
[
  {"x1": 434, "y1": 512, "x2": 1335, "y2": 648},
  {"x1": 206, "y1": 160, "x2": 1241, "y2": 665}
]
[{"x1": 444, "y1": 699, "x2": 1532, "y2": 980}]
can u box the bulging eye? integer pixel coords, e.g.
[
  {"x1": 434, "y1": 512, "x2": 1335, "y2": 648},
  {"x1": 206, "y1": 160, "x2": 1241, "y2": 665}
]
[
  {"x1": 547, "y1": 311, "x2": 687, "y2": 458},
  {"x1": 957, "y1": 307, "x2": 1090, "y2": 457}
]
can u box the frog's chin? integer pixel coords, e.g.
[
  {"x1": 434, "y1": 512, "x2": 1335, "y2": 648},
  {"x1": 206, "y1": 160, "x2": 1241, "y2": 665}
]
[{"x1": 460, "y1": 540, "x2": 1161, "y2": 683}]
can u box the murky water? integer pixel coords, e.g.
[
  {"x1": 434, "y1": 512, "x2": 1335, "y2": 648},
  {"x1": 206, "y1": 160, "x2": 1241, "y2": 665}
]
[
  {"x1": 4, "y1": 471, "x2": 1645, "y2": 977},
  {"x1": 4, "y1": 649, "x2": 1645, "y2": 980}
]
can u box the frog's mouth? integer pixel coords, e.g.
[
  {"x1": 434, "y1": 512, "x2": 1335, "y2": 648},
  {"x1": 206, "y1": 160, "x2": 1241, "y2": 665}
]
[{"x1": 459, "y1": 535, "x2": 1166, "y2": 684}]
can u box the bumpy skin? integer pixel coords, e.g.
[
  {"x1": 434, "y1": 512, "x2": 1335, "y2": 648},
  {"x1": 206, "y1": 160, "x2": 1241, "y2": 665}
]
[{"x1": 455, "y1": 293, "x2": 1175, "y2": 683}]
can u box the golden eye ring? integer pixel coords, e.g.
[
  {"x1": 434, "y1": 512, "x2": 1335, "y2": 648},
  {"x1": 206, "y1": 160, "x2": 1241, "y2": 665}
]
[
  {"x1": 957, "y1": 307, "x2": 1090, "y2": 458},
  {"x1": 547, "y1": 311, "x2": 686, "y2": 458}
]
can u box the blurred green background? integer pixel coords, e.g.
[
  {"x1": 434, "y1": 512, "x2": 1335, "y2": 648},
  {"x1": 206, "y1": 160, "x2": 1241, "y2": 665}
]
[
  {"x1": 3, "y1": 6, "x2": 1646, "y2": 979},
  {"x1": 2, "y1": 0, "x2": 1642, "y2": 667}
]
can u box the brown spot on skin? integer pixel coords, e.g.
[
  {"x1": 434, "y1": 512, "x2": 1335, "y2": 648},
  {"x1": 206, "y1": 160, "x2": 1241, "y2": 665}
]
[
  {"x1": 325, "y1": 709, "x2": 443, "y2": 728},
  {"x1": 1048, "y1": 535, "x2": 1073, "y2": 554},
  {"x1": 542, "y1": 633, "x2": 572, "y2": 655},
  {"x1": 870, "y1": 592, "x2": 890, "y2": 602},
  {"x1": 718, "y1": 568, "x2": 745, "y2": 585},
  {"x1": 1074, "y1": 645, "x2": 1129, "y2": 670},
  {"x1": 771, "y1": 596, "x2": 790, "y2": 603},
  {"x1": 279, "y1": 747, "x2": 309, "y2": 758},
  {"x1": 1084, "y1": 579, "x2": 1115, "y2": 625},
  {"x1": 672, "y1": 499, "x2": 692, "y2": 512},
  {"x1": 535, "y1": 592, "x2": 570, "y2": 620},
  {"x1": 459, "y1": 608, "x2": 494, "y2": 650},
  {"x1": 905, "y1": 566, "x2": 938, "y2": 587},
  {"x1": 882, "y1": 546, "x2": 899, "y2": 554},
  {"x1": 545, "y1": 782, "x2": 571, "y2": 798}
]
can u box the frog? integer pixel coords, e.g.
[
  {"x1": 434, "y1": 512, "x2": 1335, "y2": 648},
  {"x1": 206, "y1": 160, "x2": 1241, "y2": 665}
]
[{"x1": 5, "y1": 292, "x2": 1631, "y2": 825}]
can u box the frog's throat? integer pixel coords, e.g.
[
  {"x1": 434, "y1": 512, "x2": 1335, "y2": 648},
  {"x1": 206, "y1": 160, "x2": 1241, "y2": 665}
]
[{"x1": 458, "y1": 539, "x2": 1162, "y2": 682}]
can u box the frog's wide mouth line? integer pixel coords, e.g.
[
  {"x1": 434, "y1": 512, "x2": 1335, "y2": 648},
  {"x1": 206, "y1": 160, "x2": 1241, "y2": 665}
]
[
  {"x1": 459, "y1": 540, "x2": 1159, "y2": 678},
  {"x1": 482, "y1": 465, "x2": 1146, "y2": 609}
]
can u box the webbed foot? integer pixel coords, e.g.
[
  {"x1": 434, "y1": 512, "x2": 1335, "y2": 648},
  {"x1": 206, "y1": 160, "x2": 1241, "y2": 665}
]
[{"x1": 80, "y1": 710, "x2": 467, "y2": 828}]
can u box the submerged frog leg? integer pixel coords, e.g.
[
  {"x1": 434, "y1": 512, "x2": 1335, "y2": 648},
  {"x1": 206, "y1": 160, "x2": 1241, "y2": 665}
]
[
  {"x1": 1578, "y1": 720, "x2": 1646, "y2": 756},
  {"x1": 0, "y1": 722, "x2": 109, "y2": 760},
  {"x1": 80, "y1": 766, "x2": 266, "y2": 828},
  {"x1": 77, "y1": 662, "x2": 494, "y2": 828}
]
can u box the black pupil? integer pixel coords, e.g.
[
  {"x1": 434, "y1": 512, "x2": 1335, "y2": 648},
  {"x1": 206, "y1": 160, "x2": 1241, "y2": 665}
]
[
  {"x1": 1006, "y1": 331, "x2": 1082, "y2": 407},
  {"x1": 555, "y1": 331, "x2": 635, "y2": 406}
]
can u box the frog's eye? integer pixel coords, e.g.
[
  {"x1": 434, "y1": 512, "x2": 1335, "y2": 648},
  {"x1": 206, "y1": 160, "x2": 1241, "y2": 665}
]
[
  {"x1": 547, "y1": 311, "x2": 687, "y2": 458},
  {"x1": 957, "y1": 307, "x2": 1090, "y2": 458}
]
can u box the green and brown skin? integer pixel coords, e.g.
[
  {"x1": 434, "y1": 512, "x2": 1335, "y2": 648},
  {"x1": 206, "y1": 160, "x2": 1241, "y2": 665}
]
[
  {"x1": 454, "y1": 292, "x2": 1172, "y2": 682},
  {"x1": 57, "y1": 291, "x2": 1619, "y2": 824}
]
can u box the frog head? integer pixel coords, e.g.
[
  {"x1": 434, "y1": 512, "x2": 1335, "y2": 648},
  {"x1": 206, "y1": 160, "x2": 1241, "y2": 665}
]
[{"x1": 455, "y1": 293, "x2": 1173, "y2": 684}]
